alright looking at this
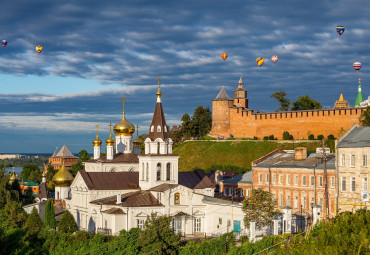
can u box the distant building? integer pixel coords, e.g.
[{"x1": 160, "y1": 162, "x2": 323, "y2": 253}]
[
  {"x1": 220, "y1": 172, "x2": 252, "y2": 202},
  {"x1": 20, "y1": 180, "x2": 39, "y2": 194},
  {"x1": 334, "y1": 93, "x2": 350, "y2": 109},
  {"x1": 47, "y1": 145, "x2": 78, "y2": 171}
]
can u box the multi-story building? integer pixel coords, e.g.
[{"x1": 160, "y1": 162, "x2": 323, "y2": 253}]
[
  {"x1": 336, "y1": 125, "x2": 370, "y2": 212},
  {"x1": 47, "y1": 145, "x2": 78, "y2": 171},
  {"x1": 220, "y1": 172, "x2": 252, "y2": 202},
  {"x1": 251, "y1": 147, "x2": 336, "y2": 218}
]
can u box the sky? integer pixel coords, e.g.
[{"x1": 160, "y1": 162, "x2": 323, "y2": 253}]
[{"x1": 0, "y1": 0, "x2": 369, "y2": 153}]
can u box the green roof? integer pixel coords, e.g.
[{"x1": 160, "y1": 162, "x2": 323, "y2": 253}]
[
  {"x1": 24, "y1": 181, "x2": 38, "y2": 186},
  {"x1": 354, "y1": 80, "x2": 364, "y2": 106}
]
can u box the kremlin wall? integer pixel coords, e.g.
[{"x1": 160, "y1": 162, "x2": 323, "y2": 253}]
[{"x1": 210, "y1": 77, "x2": 366, "y2": 139}]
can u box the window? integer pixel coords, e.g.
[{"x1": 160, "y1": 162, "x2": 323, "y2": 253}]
[
  {"x1": 137, "y1": 219, "x2": 145, "y2": 230},
  {"x1": 310, "y1": 176, "x2": 315, "y2": 186},
  {"x1": 363, "y1": 155, "x2": 367, "y2": 167},
  {"x1": 266, "y1": 173, "x2": 270, "y2": 183},
  {"x1": 287, "y1": 196, "x2": 291, "y2": 207},
  {"x1": 279, "y1": 175, "x2": 283, "y2": 185},
  {"x1": 156, "y1": 163, "x2": 161, "y2": 181},
  {"x1": 310, "y1": 197, "x2": 315, "y2": 206},
  {"x1": 224, "y1": 188, "x2": 228, "y2": 196},
  {"x1": 363, "y1": 178, "x2": 368, "y2": 191},
  {"x1": 319, "y1": 176, "x2": 323, "y2": 187},
  {"x1": 279, "y1": 194, "x2": 283, "y2": 207},
  {"x1": 302, "y1": 196, "x2": 307, "y2": 209},
  {"x1": 319, "y1": 198, "x2": 323, "y2": 207},
  {"x1": 330, "y1": 177, "x2": 335, "y2": 188},
  {"x1": 351, "y1": 177, "x2": 356, "y2": 192},
  {"x1": 164, "y1": 126, "x2": 167, "y2": 132},
  {"x1": 246, "y1": 189, "x2": 250, "y2": 197},
  {"x1": 194, "y1": 218, "x2": 201, "y2": 233},
  {"x1": 350, "y1": 154, "x2": 355, "y2": 167},
  {"x1": 174, "y1": 193, "x2": 180, "y2": 205},
  {"x1": 229, "y1": 188, "x2": 232, "y2": 196},
  {"x1": 157, "y1": 192, "x2": 162, "y2": 203},
  {"x1": 104, "y1": 219, "x2": 107, "y2": 229},
  {"x1": 294, "y1": 196, "x2": 298, "y2": 208},
  {"x1": 234, "y1": 188, "x2": 238, "y2": 197},
  {"x1": 259, "y1": 174, "x2": 263, "y2": 183},
  {"x1": 166, "y1": 163, "x2": 171, "y2": 181},
  {"x1": 340, "y1": 154, "x2": 345, "y2": 166},
  {"x1": 141, "y1": 163, "x2": 144, "y2": 181},
  {"x1": 294, "y1": 175, "x2": 298, "y2": 186},
  {"x1": 151, "y1": 125, "x2": 154, "y2": 132},
  {"x1": 341, "y1": 177, "x2": 346, "y2": 192},
  {"x1": 157, "y1": 125, "x2": 161, "y2": 132},
  {"x1": 272, "y1": 174, "x2": 276, "y2": 184},
  {"x1": 219, "y1": 218, "x2": 222, "y2": 225},
  {"x1": 287, "y1": 175, "x2": 291, "y2": 185},
  {"x1": 146, "y1": 163, "x2": 149, "y2": 180},
  {"x1": 240, "y1": 189, "x2": 244, "y2": 197},
  {"x1": 302, "y1": 176, "x2": 307, "y2": 186}
]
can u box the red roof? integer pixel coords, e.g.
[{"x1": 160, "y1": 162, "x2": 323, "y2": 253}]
[{"x1": 79, "y1": 170, "x2": 139, "y2": 190}]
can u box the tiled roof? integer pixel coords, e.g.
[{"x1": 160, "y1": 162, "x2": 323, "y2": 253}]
[
  {"x1": 91, "y1": 191, "x2": 163, "y2": 207},
  {"x1": 37, "y1": 182, "x2": 50, "y2": 200},
  {"x1": 148, "y1": 102, "x2": 169, "y2": 141},
  {"x1": 214, "y1": 87, "x2": 231, "y2": 101},
  {"x1": 86, "y1": 153, "x2": 139, "y2": 163},
  {"x1": 55, "y1": 145, "x2": 77, "y2": 158},
  {"x1": 79, "y1": 170, "x2": 139, "y2": 190},
  {"x1": 149, "y1": 183, "x2": 179, "y2": 192},
  {"x1": 178, "y1": 170, "x2": 215, "y2": 189},
  {"x1": 102, "y1": 207, "x2": 126, "y2": 214},
  {"x1": 337, "y1": 126, "x2": 370, "y2": 148}
]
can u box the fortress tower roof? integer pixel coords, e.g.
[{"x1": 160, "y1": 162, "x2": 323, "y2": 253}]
[{"x1": 214, "y1": 86, "x2": 231, "y2": 100}]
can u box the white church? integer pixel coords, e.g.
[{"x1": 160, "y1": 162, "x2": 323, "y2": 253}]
[{"x1": 59, "y1": 80, "x2": 246, "y2": 237}]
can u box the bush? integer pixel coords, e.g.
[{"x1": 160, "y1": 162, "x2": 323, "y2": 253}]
[
  {"x1": 268, "y1": 135, "x2": 275, "y2": 140},
  {"x1": 24, "y1": 207, "x2": 42, "y2": 234},
  {"x1": 283, "y1": 131, "x2": 291, "y2": 140},
  {"x1": 317, "y1": 134, "x2": 324, "y2": 140},
  {"x1": 44, "y1": 200, "x2": 56, "y2": 229},
  {"x1": 263, "y1": 136, "x2": 269, "y2": 141},
  {"x1": 308, "y1": 134, "x2": 314, "y2": 140},
  {"x1": 252, "y1": 136, "x2": 258, "y2": 140},
  {"x1": 58, "y1": 210, "x2": 78, "y2": 233},
  {"x1": 327, "y1": 134, "x2": 335, "y2": 140}
]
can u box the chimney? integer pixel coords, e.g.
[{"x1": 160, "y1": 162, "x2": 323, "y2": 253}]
[
  {"x1": 295, "y1": 147, "x2": 307, "y2": 161},
  {"x1": 116, "y1": 193, "x2": 121, "y2": 204}
]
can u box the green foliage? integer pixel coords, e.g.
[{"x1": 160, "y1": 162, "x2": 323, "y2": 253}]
[
  {"x1": 58, "y1": 210, "x2": 78, "y2": 233},
  {"x1": 24, "y1": 207, "x2": 42, "y2": 234},
  {"x1": 193, "y1": 106, "x2": 212, "y2": 138},
  {"x1": 317, "y1": 134, "x2": 324, "y2": 140},
  {"x1": 0, "y1": 164, "x2": 9, "y2": 209},
  {"x1": 229, "y1": 234, "x2": 285, "y2": 255},
  {"x1": 271, "y1": 91, "x2": 291, "y2": 111},
  {"x1": 46, "y1": 164, "x2": 56, "y2": 191},
  {"x1": 359, "y1": 106, "x2": 370, "y2": 126},
  {"x1": 242, "y1": 188, "x2": 279, "y2": 228},
  {"x1": 268, "y1": 135, "x2": 276, "y2": 140},
  {"x1": 308, "y1": 134, "x2": 314, "y2": 140},
  {"x1": 252, "y1": 136, "x2": 258, "y2": 140},
  {"x1": 44, "y1": 200, "x2": 56, "y2": 229},
  {"x1": 263, "y1": 136, "x2": 269, "y2": 141},
  {"x1": 22, "y1": 187, "x2": 36, "y2": 205},
  {"x1": 137, "y1": 213, "x2": 181, "y2": 255},
  {"x1": 0, "y1": 200, "x2": 27, "y2": 228},
  {"x1": 291, "y1": 95, "x2": 322, "y2": 110},
  {"x1": 282, "y1": 131, "x2": 291, "y2": 140},
  {"x1": 327, "y1": 134, "x2": 335, "y2": 140},
  {"x1": 79, "y1": 149, "x2": 91, "y2": 162},
  {"x1": 21, "y1": 164, "x2": 41, "y2": 183},
  {"x1": 0, "y1": 156, "x2": 48, "y2": 168},
  {"x1": 71, "y1": 161, "x2": 84, "y2": 176}
]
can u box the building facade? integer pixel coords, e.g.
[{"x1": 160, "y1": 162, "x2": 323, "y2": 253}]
[{"x1": 47, "y1": 145, "x2": 78, "y2": 171}]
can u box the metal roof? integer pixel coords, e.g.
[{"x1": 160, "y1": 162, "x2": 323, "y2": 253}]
[
  {"x1": 222, "y1": 171, "x2": 252, "y2": 184},
  {"x1": 214, "y1": 87, "x2": 231, "y2": 101},
  {"x1": 337, "y1": 126, "x2": 370, "y2": 148}
]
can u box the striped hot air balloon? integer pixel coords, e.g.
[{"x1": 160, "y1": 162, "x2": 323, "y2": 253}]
[
  {"x1": 353, "y1": 62, "x2": 361, "y2": 73},
  {"x1": 1, "y1": 40, "x2": 7, "y2": 47},
  {"x1": 271, "y1": 55, "x2": 278, "y2": 63},
  {"x1": 256, "y1": 57, "x2": 264, "y2": 67},
  {"x1": 221, "y1": 53, "x2": 228, "y2": 61},
  {"x1": 336, "y1": 26, "x2": 345, "y2": 36},
  {"x1": 36, "y1": 45, "x2": 43, "y2": 53}
]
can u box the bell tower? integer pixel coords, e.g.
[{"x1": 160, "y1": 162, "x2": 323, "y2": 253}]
[{"x1": 233, "y1": 76, "x2": 248, "y2": 109}]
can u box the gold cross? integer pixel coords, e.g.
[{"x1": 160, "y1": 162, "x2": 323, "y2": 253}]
[
  {"x1": 108, "y1": 123, "x2": 113, "y2": 136},
  {"x1": 96, "y1": 124, "x2": 99, "y2": 137},
  {"x1": 158, "y1": 78, "x2": 161, "y2": 90},
  {"x1": 120, "y1": 96, "x2": 127, "y2": 113},
  {"x1": 136, "y1": 124, "x2": 140, "y2": 136}
]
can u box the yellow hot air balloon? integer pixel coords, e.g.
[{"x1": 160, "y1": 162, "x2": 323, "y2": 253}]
[
  {"x1": 221, "y1": 53, "x2": 228, "y2": 61},
  {"x1": 36, "y1": 45, "x2": 43, "y2": 53},
  {"x1": 256, "y1": 57, "x2": 264, "y2": 67}
]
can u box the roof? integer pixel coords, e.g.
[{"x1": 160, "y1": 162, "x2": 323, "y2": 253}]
[
  {"x1": 86, "y1": 153, "x2": 139, "y2": 163},
  {"x1": 79, "y1": 170, "x2": 139, "y2": 190},
  {"x1": 148, "y1": 102, "x2": 169, "y2": 141},
  {"x1": 24, "y1": 181, "x2": 38, "y2": 186},
  {"x1": 214, "y1": 86, "x2": 231, "y2": 101},
  {"x1": 202, "y1": 196, "x2": 242, "y2": 206},
  {"x1": 149, "y1": 183, "x2": 179, "y2": 192},
  {"x1": 222, "y1": 171, "x2": 252, "y2": 184},
  {"x1": 37, "y1": 182, "x2": 50, "y2": 200},
  {"x1": 102, "y1": 207, "x2": 126, "y2": 214},
  {"x1": 173, "y1": 211, "x2": 191, "y2": 217},
  {"x1": 337, "y1": 126, "x2": 370, "y2": 148},
  {"x1": 207, "y1": 170, "x2": 236, "y2": 184},
  {"x1": 178, "y1": 169, "x2": 215, "y2": 189},
  {"x1": 91, "y1": 191, "x2": 163, "y2": 207},
  {"x1": 54, "y1": 145, "x2": 77, "y2": 158},
  {"x1": 253, "y1": 152, "x2": 336, "y2": 169}
]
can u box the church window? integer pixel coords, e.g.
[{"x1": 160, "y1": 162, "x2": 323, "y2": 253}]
[
  {"x1": 259, "y1": 174, "x2": 262, "y2": 183},
  {"x1": 272, "y1": 174, "x2": 276, "y2": 184},
  {"x1": 194, "y1": 218, "x2": 201, "y2": 233},
  {"x1": 141, "y1": 163, "x2": 144, "y2": 180},
  {"x1": 166, "y1": 163, "x2": 171, "y2": 181},
  {"x1": 156, "y1": 163, "x2": 161, "y2": 181},
  {"x1": 151, "y1": 126, "x2": 154, "y2": 132},
  {"x1": 137, "y1": 219, "x2": 145, "y2": 230},
  {"x1": 319, "y1": 176, "x2": 323, "y2": 187},
  {"x1": 330, "y1": 177, "x2": 335, "y2": 188},
  {"x1": 146, "y1": 163, "x2": 149, "y2": 181},
  {"x1": 310, "y1": 176, "x2": 315, "y2": 186},
  {"x1": 157, "y1": 125, "x2": 161, "y2": 132},
  {"x1": 279, "y1": 194, "x2": 283, "y2": 207},
  {"x1": 174, "y1": 193, "x2": 180, "y2": 205}
]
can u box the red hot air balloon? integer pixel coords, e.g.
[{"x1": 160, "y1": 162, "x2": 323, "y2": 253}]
[
  {"x1": 1, "y1": 40, "x2": 7, "y2": 47},
  {"x1": 271, "y1": 55, "x2": 278, "y2": 63},
  {"x1": 221, "y1": 53, "x2": 228, "y2": 61},
  {"x1": 353, "y1": 62, "x2": 361, "y2": 73}
]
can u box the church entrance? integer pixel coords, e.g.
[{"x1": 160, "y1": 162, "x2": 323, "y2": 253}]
[{"x1": 173, "y1": 218, "x2": 182, "y2": 235}]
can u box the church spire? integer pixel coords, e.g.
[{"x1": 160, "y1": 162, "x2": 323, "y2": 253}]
[
  {"x1": 149, "y1": 78, "x2": 169, "y2": 141},
  {"x1": 238, "y1": 76, "x2": 244, "y2": 88},
  {"x1": 354, "y1": 78, "x2": 364, "y2": 107}
]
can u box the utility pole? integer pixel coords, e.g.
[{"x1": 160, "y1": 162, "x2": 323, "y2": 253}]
[{"x1": 322, "y1": 139, "x2": 329, "y2": 219}]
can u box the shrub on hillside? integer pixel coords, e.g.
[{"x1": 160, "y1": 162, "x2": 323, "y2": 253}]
[
  {"x1": 58, "y1": 210, "x2": 77, "y2": 233},
  {"x1": 308, "y1": 134, "x2": 314, "y2": 140},
  {"x1": 282, "y1": 131, "x2": 291, "y2": 140},
  {"x1": 317, "y1": 134, "x2": 324, "y2": 140}
]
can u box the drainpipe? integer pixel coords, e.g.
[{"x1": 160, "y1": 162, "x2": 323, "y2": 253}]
[
  {"x1": 268, "y1": 167, "x2": 271, "y2": 193},
  {"x1": 314, "y1": 168, "x2": 316, "y2": 204},
  {"x1": 126, "y1": 207, "x2": 129, "y2": 231}
]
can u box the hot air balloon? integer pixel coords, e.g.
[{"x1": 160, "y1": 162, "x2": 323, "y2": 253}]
[
  {"x1": 271, "y1": 55, "x2": 278, "y2": 63},
  {"x1": 353, "y1": 62, "x2": 361, "y2": 72},
  {"x1": 256, "y1": 57, "x2": 264, "y2": 67},
  {"x1": 1, "y1": 40, "x2": 7, "y2": 47},
  {"x1": 36, "y1": 45, "x2": 43, "y2": 53},
  {"x1": 221, "y1": 53, "x2": 228, "y2": 61},
  {"x1": 336, "y1": 26, "x2": 345, "y2": 36}
]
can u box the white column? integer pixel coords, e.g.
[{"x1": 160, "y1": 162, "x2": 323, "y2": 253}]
[
  {"x1": 107, "y1": 145, "x2": 114, "y2": 160},
  {"x1": 93, "y1": 146, "x2": 101, "y2": 159}
]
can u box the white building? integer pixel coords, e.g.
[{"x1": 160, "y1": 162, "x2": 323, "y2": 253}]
[{"x1": 65, "y1": 81, "x2": 246, "y2": 236}]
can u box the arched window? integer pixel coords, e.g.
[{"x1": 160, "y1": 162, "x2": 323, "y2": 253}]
[
  {"x1": 146, "y1": 163, "x2": 149, "y2": 181},
  {"x1": 141, "y1": 163, "x2": 144, "y2": 180},
  {"x1": 156, "y1": 163, "x2": 161, "y2": 181},
  {"x1": 174, "y1": 193, "x2": 180, "y2": 205},
  {"x1": 151, "y1": 125, "x2": 154, "y2": 132},
  {"x1": 166, "y1": 163, "x2": 171, "y2": 181},
  {"x1": 157, "y1": 125, "x2": 161, "y2": 132}
]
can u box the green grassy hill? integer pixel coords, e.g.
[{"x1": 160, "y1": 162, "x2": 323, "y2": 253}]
[{"x1": 173, "y1": 140, "x2": 324, "y2": 172}]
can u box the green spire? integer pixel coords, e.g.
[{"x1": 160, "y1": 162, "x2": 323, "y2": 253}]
[{"x1": 354, "y1": 78, "x2": 364, "y2": 107}]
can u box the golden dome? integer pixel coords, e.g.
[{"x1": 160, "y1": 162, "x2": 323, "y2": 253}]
[
  {"x1": 133, "y1": 124, "x2": 141, "y2": 146},
  {"x1": 93, "y1": 124, "x2": 102, "y2": 146},
  {"x1": 113, "y1": 115, "x2": 135, "y2": 136},
  {"x1": 106, "y1": 123, "x2": 115, "y2": 146},
  {"x1": 52, "y1": 164, "x2": 74, "y2": 187}
]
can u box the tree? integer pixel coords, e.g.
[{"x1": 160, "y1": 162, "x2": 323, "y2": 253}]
[
  {"x1": 137, "y1": 213, "x2": 180, "y2": 255},
  {"x1": 0, "y1": 163, "x2": 9, "y2": 209},
  {"x1": 327, "y1": 134, "x2": 335, "y2": 140},
  {"x1": 271, "y1": 91, "x2": 291, "y2": 111},
  {"x1": 308, "y1": 134, "x2": 315, "y2": 140},
  {"x1": 58, "y1": 210, "x2": 78, "y2": 233},
  {"x1": 79, "y1": 150, "x2": 91, "y2": 162},
  {"x1": 21, "y1": 164, "x2": 41, "y2": 183},
  {"x1": 317, "y1": 134, "x2": 324, "y2": 140},
  {"x1": 70, "y1": 150, "x2": 90, "y2": 176},
  {"x1": 24, "y1": 207, "x2": 42, "y2": 234},
  {"x1": 22, "y1": 187, "x2": 35, "y2": 205},
  {"x1": 282, "y1": 131, "x2": 291, "y2": 140},
  {"x1": 46, "y1": 165, "x2": 56, "y2": 192},
  {"x1": 359, "y1": 106, "x2": 370, "y2": 126},
  {"x1": 0, "y1": 200, "x2": 27, "y2": 228},
  {"x1": 193, "y1": 106, "x2": 212, "y2": 138},
  {"x1": 44, "y1": 200, "x2": 56, "y2": 229},
  {"x1": 181, "y1": 113, "x2": 194, "y2": 139},
  {"x1": 291, "y1": 95, "x2": 322, "y2": 110},
  {"x1": 242, "y1": 188, "x2": 279, "y2": 228}
]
